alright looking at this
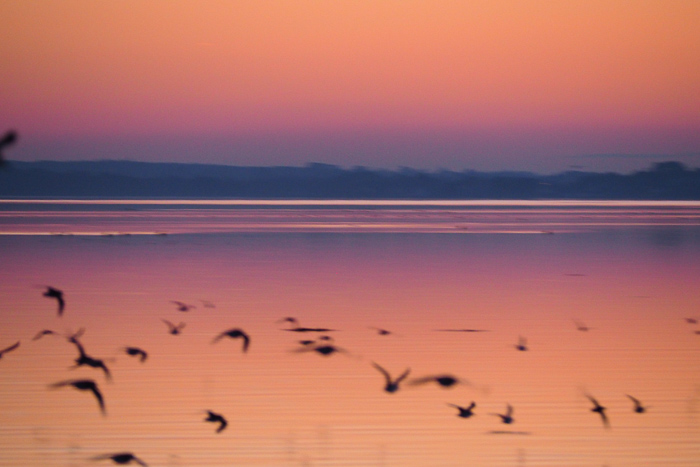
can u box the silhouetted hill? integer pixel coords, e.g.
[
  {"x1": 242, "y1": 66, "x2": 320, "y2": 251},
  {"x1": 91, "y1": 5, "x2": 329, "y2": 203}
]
[{"x1": 1, "y1": 160, "x2": 699, "y2": 199}]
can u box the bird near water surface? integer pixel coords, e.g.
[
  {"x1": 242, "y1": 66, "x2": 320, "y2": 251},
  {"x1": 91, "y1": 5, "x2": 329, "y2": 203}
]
[
  {"x1": 0, "y1": 341, "x2": 20, "y2": 359},
  {"x1": 448, "y1": 401, "x2": 476, "y2": 418},
  {"x1": 91, "y1": 452, "x2": 148, "y2": 466},
  {"x1": 124, "y1": 347, "x2": 148, "y2": 362},
  {"x1": 371, "y1": 362, "x2": 411, "y2": 393},
  {"x1": 162, "y1": 319, "x2": 186, "y2": 335},
  {"x1": 586, "y1": 395, "x2": 610, "y2": 428},
  {"x1": 204, "y1": 410, "x2": 228, "y2": 433},
  {"x1": 211, "y1": 328, "x2": 250, "y2": 352},
  {"x1": 42, "y1": 286, "x2": 65, "y2": 317},
  {"x1": 49, "y1": 379, "x2": 106, "y2": 415},
  {"x1": 492, "y1": 404, "x2": 514, "y2": 424}
]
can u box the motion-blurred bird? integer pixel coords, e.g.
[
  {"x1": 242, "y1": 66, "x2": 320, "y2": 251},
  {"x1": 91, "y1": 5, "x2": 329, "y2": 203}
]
[
  {"x1": 124, "y1": 347, "x2": 148, "y2": 363},
  {"x1": 69, "y1": 336, "x2": 111, "y2": 380},
  {"x1": 371, "y1": 362, "x2": 410, "y2": 393},
  {"x1": 278, "y1": 317, "x2": 337, "y2": 332},
  {"x1": 492, "y1": 404, "x2": 514, "y2": 424},
  {"x1": 170, "y1": 301, "x2": 195, "y2": 312},
  {"x1": 43, "y1": 286, "x2": 65, "y2": 317},
  {"x1": 448, "y1": 401, "x2": 476, "y2": 418},
  {"x1": 574, "y1": 320, "x2": 591, "y2": 332},
  {"x1": 204, "y1": 410, "x2": 228, "y2": 433},
  {"x1": 626, "y1": 394, "x2": 647, "y2": 413},
  {"x1": 162, "y1": 319, "x2": 185, "y2": 335},
  {"x1": 515, "y1": 336, "x2": 528, "y2": 351},
  {"x1": 409, "y1": 374, "x2": 463, "y2": 388},
  {"x1": 91, "y1": 452, "x2": 148, "y2": 466},
  {"x1": 0, "y1": 341, "x2": 20, "y2": 358},
  {"x1": 211, "y1": 328, "x2": 250, "y2": 352},
  {"x1": 0, "y1": 130, "x2": 17, "y2": 166},
  {"x1": 32, "y1": 329, "x2": 58, "y2": 340},
  {"x1": 587, "y1": 395, "x2": 609, "y2": 428},
  {"x1": 49, "y1": 379, "x2": 105, "y2": 415}
]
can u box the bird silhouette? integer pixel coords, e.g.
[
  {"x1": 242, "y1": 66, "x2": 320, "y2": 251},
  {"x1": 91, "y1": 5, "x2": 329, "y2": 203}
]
[
  {"x1": 515, "y1": 336, "x2": 528, "y2": 351},
  {"x1": 448, "y1": 401, "x2": 476, "y2": 418},
  {"x1": 91, "y1": 452, "x2": 147, "y2": 466},
  {"x1": 204, "y1": 410, "x2": 228, "y2": 433},
  {"x1": 293, "y1": 339, "x2": 348, "y2": 356},
  {"x1": 68, "y1": 335, "x2": 111, "y2": 381},
  {"x1": 434, "y1": 328, "x2": 490, "y2": 333},
  {"x1": 49, "y1": 379, "x2": 105, "y2": 414},
  {"x1": 626, "y1": 394, "x2": 647, "y2": 413},
  {"x1": 369, "y1": 326, "x2": 393, "y2": 336},
  {"x1": 32, "y1": 329, "x2": 58, "y2": 340},
  {"x1": 211, "y1": 328, "x2": 250, "y2": 352},
  {"x1": 171, "y1": 301, "x2": 195, "y2": 312},
  {"x1": 0, "y1": 341, "x2": 20, "y2": 358},
  {"x1": 574, "y1": 320, "x2": 591, "y2": 332},
  {"x1": 586, "y1": 395, "x2": 609, "y2": 428},
  {"x1": 371, "y1": 362, "x2": 410, "y2": 393},
  {"x1": 124, "y1": 347, "x2": 148, "y2": 363},
  {"x1": 278, "y1": 317, "x2": 337, "y2": 332},
  {"x1": 492, "y1": 404, "x2": 514, "y2": 424},
  {"x1": 43, "y1": 286, "x2": 65, "y2": 317},
  {"x1": 0, "y1": 130, "x2": 17, "y2": 166},
  {"x1": 684, "y1": 317, "x2": 698, "y2": 324},
  {"x1": 408, "y1": 374, "x2": 463, "y2": 388},
  {"x1": 162, "y1": 319, "x2": 185, "y2": 335}
]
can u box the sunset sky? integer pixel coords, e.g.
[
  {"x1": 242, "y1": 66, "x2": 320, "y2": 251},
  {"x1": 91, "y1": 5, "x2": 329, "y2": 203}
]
[{"x1": 2, "y1": 0, "x2": 699, "y2": 172}]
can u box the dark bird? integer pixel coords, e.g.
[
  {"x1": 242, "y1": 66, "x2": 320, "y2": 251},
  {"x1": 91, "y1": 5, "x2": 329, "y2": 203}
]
[
  {"x1": 369, "y1": 326, "x2": 393, "y2": 336},
  {"x1": 371, "y1": 362, "x2": 410, "y2": 393},
  {"x1": 0, "y1": 341, "x2": 20, "y2": 358},
  {"x1": 574, "y1": 320, "x2": 591, "y2": 331},
  {"x1": 409, "y1": 374, "x2": 463, "y2": 388},
  {"x1": 448, "y1": 401, "x2": 476, "y2": 418},
  {"x1": 515, "y1": 336, "x2": 528, "y2": 351},
  {"x1": 43, "y1": 286, "x2": 65, "y2": 317},
  {"x1": 204, "y1": 410, "x2": 228, "y2": 433},
  {"x1": 434, "y1": 328, "x2": 490, "y2": 333},
  {"x1": 0, "y1": 130, "x2": 18, "y2": 166},
  {"x1": 32, "y1": 329, "x2": 58, "y2": 340},
  {"x1": 49, "y1": 379, "x2": 105, "y2": 414},
  {"x1": 587, "y1": 395, "x2": 609, "y2": 428},
  {"x1": 124, "y1": 347, "x2": 148, "y2": 363},
  {"x1": 626, "y1": 394, "x2": 647, "y2": 413},
  {"x1": 68, "y1": 336, "x2": 111, "y2": 381},
  {"x1": 293, "y1": 340, "x2": 348, "y2": 357},
  {"x1": 684, "y1": 317, "x2": 698, "y2": 324},
  {"x1": 171, "y1": 301, "x2": 195, "y2": 312},
  {"x1": 162, "y1": 319, "x2": 185, "y2": 335},
  {"x1": 278, "y1": 317, "x2": 337, "y2": 332},
  {"x1": 91, "y1": 452, "x2": 148, "y2": 466},
  {"x1": 492, "y1": 404, "x2": 514, "y2": 424},
  {"x1": 211, "y1": 328, "x2": 250, "y2": 352}
]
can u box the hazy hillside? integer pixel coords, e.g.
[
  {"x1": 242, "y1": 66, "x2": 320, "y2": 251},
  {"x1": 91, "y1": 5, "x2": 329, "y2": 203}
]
[{"x1": 1, "y1": 160, "x2": 699, "y2": 199}]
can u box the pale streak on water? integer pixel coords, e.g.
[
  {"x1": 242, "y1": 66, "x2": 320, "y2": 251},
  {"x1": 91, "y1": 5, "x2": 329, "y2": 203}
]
[{"x1": 0, "y1": 200, "x2": 699, "y2": 466}]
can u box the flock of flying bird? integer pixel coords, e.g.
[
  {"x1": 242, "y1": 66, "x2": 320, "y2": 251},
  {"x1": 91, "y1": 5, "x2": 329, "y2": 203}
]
[{"x1": 0, "y1": 284, "x2": 667, "y2": 466}]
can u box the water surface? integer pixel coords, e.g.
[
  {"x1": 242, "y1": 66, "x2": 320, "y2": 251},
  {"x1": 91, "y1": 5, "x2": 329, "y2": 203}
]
[{"x1": 1, "y1": 201, "x2": 699, "y2": 466}]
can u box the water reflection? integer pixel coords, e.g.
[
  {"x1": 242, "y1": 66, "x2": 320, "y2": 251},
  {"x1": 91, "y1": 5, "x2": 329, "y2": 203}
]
[{"x1": 0, "y1": 202, "x2": 699, "y2": 465}]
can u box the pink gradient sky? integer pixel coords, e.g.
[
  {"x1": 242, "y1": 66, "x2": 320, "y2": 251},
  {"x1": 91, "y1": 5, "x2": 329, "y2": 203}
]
[{"x1": 2, "y1": 1, "x2": 699, "y2": 172}]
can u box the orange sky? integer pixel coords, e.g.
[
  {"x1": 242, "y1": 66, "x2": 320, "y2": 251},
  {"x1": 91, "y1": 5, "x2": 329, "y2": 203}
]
[{"x1": 2, "y1": 1, "x2": 699, "y2": 171}]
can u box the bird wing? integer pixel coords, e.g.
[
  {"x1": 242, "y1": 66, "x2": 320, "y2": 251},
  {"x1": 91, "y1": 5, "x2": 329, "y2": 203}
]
[
  {"x1": 56, "y1": 296, "x2": 65, "y2": 316},
  {"x1": 395, "y1": 367, "x2": 411, "y2": 384},
  {"x1": 1, "y1": 341, "x2": 20, "y2": 355},
  {"x1": 241, "y1": 333, "x2": 250, "y2": 352},
  {"x1": 90, "y1": 385, "x2": 106, "y2": 414},
  {"x1": 371, "y1": 362, "x2": 391, "y2": 384},
  {"x1": 505, "y1": 404, "x2": 513, "y2": 417}
]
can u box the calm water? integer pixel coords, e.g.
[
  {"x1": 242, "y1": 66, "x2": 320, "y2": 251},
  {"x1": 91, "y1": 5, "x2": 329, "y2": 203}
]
[{"x1": 1, "y1": 200, "x2": 699, "y2": 466}]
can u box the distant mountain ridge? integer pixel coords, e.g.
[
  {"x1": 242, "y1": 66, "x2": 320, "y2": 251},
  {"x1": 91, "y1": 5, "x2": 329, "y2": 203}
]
[{"x1": 1, "y1": 160, "x2": 699, "y2": 199}]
